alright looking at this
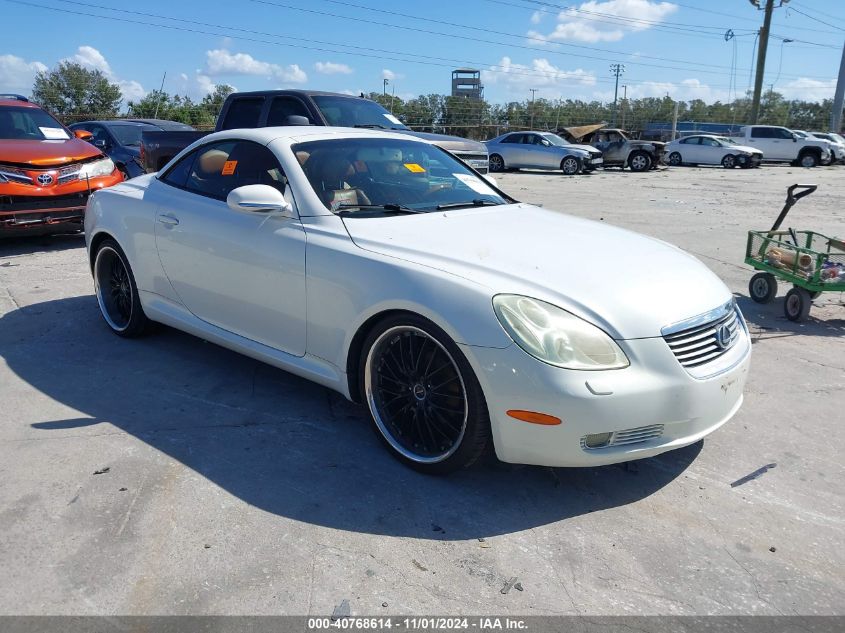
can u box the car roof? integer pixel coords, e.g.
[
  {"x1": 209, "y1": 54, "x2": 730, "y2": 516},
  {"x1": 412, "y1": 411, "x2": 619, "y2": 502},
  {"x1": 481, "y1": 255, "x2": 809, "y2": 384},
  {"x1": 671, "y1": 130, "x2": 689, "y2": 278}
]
[
  {"x1": 229, "y1": 89, "x2": 370, "y2": 101},
  {"x1": 71, "y1": 120, "x2": 154, "y2": 128},
  {"x1": 0, "y1": 98, "x2": 41, "y2": 109},
  {"x1": 195, "y1": 125, "x2": 432, "y2": 148},
  {"x1": 123, "y1": 118, "x2": 194, "y2": 130}
]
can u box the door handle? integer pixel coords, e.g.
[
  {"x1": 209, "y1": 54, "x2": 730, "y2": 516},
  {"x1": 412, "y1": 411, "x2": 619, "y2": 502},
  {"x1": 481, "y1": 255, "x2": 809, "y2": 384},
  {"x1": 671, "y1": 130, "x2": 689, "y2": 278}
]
[{"x1": 157, "y1": 213, "x2": 179, "y2": 226}]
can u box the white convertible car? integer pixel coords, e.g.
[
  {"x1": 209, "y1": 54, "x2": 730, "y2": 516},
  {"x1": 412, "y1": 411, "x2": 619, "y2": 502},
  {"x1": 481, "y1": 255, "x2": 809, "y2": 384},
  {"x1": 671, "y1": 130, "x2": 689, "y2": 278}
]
[{"x1": 85, "y1": 127, "x2": 751, "y2": 474}]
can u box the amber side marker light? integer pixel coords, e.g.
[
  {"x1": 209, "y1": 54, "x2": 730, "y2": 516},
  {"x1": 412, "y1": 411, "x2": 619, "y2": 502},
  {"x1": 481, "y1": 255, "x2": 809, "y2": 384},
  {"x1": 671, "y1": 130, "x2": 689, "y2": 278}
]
[{"x1": 506, "y1": 410, "x2": 562, "y2": 426}]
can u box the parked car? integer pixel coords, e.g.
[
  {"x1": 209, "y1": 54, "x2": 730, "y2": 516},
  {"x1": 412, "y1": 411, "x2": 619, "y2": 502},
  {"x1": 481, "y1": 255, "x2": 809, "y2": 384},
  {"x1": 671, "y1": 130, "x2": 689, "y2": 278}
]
[
  {"x1": 791, "y1": 130, "x2": 837, "y2": 165},
  {"x1": 484, "y1": 131, "x2": 602, "y2": 175},
  {"x1": 565, "y1": 127, "x2": 664, "y2": 172},
  {"x1": 729, "y1": 125, "x2": 830, "y2": 167},
  {"x1": 85, "y1": 126, "x2": 750, "y2": 474},
  {"x1": 69, "y1": 120, "x2": 160, "y2": 179},
  {"x1": 664, "y1": 134, "x2": 762, "y2": 168},
  {"x1": 139, "y1": 90, "x2": 489, "y2": 174},
  {"x1": 0, "y1": 95, "x2": 123, "y2": 237},
  {"x1": 810, "y1": 131, "x2": 845, "y2": 163}
]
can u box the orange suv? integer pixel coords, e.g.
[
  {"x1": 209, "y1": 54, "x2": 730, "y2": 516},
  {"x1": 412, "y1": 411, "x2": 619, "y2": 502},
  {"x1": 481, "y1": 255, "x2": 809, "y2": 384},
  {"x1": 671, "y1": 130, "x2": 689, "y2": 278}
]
[{"x1": 0, "y1": 95, "x2": 123, "y2": 237}]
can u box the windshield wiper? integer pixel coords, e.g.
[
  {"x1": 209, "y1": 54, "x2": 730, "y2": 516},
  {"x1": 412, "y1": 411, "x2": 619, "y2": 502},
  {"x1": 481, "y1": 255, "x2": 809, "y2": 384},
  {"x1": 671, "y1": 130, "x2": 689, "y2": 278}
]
[
  {"x1": 436, "y1": 199, "x2": 501, "y2": 210},
  {"x1": 336, "y1": 203, "x2": 425, "y2": 215},
  {"x1": 353, "y1": 124, "x2": 388, "y2": 129}
]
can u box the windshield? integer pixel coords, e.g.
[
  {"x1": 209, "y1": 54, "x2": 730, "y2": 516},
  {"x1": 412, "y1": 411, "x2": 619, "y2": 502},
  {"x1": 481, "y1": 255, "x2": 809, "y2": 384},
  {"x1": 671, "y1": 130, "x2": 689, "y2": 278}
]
[
  {"x1": 0, "y1": 106, "x2": 69, "y2": 140},
  {"x1": 793, "y1": 130, "x2": 810, "y2": 138},
  {"x1": 717, "y1": 136, "x2": 738, "y2": 145},
  {"x1": 109, "y1": 124, "x2": 150, "y2": 146},
  {"x1": 294, "y1": 137, "x2": 510, "y2": 214},
  {"x1": 312, "y1": 96, "x2": 409, "y2": 130},
  {"x1": 540, "y1": 133, "x2": 568, "y2": 147}
]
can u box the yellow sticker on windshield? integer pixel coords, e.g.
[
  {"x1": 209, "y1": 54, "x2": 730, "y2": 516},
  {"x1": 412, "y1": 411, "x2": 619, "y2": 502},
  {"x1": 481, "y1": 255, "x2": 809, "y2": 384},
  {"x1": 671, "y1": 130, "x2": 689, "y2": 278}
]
[{"x1": 404, "y1": 163, "x2": 425, "y2": 173}]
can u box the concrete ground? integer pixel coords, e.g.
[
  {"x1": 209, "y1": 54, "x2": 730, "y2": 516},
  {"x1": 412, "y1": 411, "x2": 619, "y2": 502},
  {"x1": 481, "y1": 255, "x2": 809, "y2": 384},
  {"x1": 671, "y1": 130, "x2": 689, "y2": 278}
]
[{"x1": 0, "y1": 163, "x2": 843, "y2": 616}]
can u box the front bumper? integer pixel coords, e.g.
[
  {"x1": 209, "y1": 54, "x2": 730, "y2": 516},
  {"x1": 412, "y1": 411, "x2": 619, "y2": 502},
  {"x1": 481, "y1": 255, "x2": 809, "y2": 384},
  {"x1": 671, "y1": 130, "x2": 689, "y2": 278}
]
[
  {"x1": 461, "y1": 328, "x2": 751, "y2": 467},
  {"x1": 582, "y1": 155, "x2": 603, "y2": 170}
]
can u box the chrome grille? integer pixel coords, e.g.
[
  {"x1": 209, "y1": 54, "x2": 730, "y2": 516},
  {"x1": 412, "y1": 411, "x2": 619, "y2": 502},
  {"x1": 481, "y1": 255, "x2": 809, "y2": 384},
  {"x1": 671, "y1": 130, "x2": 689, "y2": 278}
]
[
  {"x1": 0, "y1": 165, "x2": 31, "y2": 184},
  {"x1": 663, "y1": 306, "x2": 740, "y2": 368}
]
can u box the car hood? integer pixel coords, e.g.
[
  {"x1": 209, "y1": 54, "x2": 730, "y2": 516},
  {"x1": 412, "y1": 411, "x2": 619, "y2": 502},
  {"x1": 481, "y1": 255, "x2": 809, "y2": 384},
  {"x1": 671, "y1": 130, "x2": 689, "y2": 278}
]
[
  {"x1": 730, "y1": 144, "x2": 762, "y2": 155},
  {"x1": 568, "y1": 143, "x2": 601, "y2": 155},
  {"x1": 395, "y1": 129, "x2": 487, "y2": 153},
  {"x1": 342, "y1": 204, "x2": 731, "y2": 339},
  {"x1": 0, "y1": 138, "x2": 103, "y2": 167}
]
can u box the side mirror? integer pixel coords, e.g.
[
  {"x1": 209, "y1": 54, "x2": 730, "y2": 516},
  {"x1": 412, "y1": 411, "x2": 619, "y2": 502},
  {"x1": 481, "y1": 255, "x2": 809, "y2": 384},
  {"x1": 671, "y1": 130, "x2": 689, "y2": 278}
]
[
  {"x1": 483, "y1": 174, "x2": 498, "y2": 188},
  {"x1": 74, "y1": 129, "x2": 94, "y2": 141},
  {"x1": 541, "y1": 140, "x2": 551, "y2": 146},
  {"x1": 792, "y1": 134, "x2": 798, "y2": 142},
  {"x1": 227, "y1": 184, "x2": 294, "y2": 217},
  {"x1": 283, "y1": 115, "x2": 311, "y2": 126},
  {"x1": 93, "y1": 139, "x2": 107, "y2": 149}
]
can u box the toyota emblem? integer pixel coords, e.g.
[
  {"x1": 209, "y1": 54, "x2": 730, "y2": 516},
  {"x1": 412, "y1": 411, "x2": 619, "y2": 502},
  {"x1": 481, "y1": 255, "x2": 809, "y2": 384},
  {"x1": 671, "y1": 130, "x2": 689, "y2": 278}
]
[
  {"x1": 715, "y1": 324, "x2": 732, "y2": 350},
  {"x1": 36, "y1": 173, "x2": 54, "y2": 186}
]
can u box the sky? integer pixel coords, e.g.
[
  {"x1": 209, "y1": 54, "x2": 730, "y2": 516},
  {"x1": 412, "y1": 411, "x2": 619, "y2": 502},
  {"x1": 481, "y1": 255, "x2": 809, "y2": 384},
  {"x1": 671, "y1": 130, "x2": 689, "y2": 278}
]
[{"x1": 1, "y1": 0, "x2": 843, "y2": 108}]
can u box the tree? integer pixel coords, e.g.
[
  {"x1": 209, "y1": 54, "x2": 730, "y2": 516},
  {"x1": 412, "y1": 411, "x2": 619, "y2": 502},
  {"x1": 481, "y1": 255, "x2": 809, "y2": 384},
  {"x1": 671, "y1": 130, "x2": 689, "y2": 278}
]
[{"x1": 32, "y1": 61, "x2": 122, "y2": 120}]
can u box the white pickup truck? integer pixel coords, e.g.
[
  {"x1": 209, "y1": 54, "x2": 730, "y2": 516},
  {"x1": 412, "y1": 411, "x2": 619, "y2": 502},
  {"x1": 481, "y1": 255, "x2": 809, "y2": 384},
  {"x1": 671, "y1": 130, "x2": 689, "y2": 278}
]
[{"x1": 730, "y1": 125, "x2": 830, "y2": 167}]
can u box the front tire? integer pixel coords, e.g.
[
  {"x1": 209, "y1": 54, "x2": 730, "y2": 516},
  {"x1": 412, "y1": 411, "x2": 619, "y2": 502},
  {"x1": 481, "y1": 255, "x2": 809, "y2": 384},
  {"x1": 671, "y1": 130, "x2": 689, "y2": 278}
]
[
  {"x1": 93, "y1": 239, "x2": 150, "y2": 337},
  {"x1": 561, "y1": 156, "x2": 580, "y2": 175},
  {"x1": 784, "y1": 287, "x2": 812, "y2": 322},
  {"x1": 628, "y1": 151, "x2": 652, "y2": 172},
  {"x1": 488, "y1": 154, "x2": 505, "y2": 172},
  {"x1": 721, "y1": 154, "x2": 737, "y2": 169},
  {"x1": 361, "y1": 315, "x2": 490, "y2": 474},
  {"x1": 668, "y1": 152, "x2": 682, "y2": 166},
  {"x1": 798, "y1": 152, "x2": 818, "y2": 168}
]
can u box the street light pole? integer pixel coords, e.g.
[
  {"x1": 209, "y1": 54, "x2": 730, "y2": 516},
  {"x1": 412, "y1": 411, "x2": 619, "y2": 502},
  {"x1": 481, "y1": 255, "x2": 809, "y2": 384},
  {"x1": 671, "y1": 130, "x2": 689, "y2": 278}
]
[
  {"x1": 620, "y1": 84, "x2": 628, "y2": 129},
  {"x1": 529, "y1": 88, "x2": 538, "y2": 129},
  {"x1": 383, "y1": 78, "x2": 389, "y2": 96}
]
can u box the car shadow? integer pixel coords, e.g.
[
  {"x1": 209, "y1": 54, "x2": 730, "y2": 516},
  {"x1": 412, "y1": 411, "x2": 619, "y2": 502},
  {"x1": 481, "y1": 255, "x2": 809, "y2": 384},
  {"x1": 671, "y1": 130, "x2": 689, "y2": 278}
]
[
  {"x1": 1, "y1": 295, "x2": 702, "y2": 541},
  {"x1": 736, "y1": 294, "x2": 845, "y2": 339},
  {"x1": 0, "y1": 231, "x2": 84, "y2": 256}
]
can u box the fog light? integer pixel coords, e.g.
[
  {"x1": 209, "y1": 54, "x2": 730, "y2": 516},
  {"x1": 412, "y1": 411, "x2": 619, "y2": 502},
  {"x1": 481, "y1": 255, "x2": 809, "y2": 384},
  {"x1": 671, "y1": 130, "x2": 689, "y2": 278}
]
[{"x1": 584, "y1": 432, "x2": 612, "y2": 448}]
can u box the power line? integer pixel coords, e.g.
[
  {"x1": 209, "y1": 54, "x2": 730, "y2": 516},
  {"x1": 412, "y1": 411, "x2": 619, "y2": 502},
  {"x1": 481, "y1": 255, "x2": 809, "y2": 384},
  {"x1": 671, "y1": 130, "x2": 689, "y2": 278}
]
[{"x1": 785, "y1": 5, "x2": 845, "y2": 33}]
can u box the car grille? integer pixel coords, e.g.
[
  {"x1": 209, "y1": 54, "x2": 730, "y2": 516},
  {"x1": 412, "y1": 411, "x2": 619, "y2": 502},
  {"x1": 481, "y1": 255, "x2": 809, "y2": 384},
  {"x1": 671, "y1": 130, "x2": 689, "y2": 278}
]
[
  {"x1": 580, "y1": 424, "x2": 665, "y2": 450},
  {"x1": 663, "y1": 304, "x2": 740, "y2": 369}
]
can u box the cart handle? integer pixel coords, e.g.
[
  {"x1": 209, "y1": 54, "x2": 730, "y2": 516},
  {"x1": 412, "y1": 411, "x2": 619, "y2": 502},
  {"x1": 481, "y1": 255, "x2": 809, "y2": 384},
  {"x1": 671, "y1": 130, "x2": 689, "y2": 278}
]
[{"x1": 770, "y1": 184, "x2": 817, "y2": 232}]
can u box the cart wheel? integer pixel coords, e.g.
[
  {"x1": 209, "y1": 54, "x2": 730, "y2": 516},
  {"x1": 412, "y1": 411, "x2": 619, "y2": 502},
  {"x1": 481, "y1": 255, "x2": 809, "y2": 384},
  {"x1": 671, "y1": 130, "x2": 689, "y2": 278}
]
[
  {"x1": 784, "y1": 287, "x2": 812, "y2": 322},
  {"x1": 749, "y1": 272, "x2": 777, "y2": 304}
]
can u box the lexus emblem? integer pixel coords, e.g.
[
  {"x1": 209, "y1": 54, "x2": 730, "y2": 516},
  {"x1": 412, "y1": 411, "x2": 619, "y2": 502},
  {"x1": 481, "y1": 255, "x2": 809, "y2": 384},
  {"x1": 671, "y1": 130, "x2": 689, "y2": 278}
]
[
  {"x1": 36, "y1": 173, "x2": 54, "y2": 186},
  {"x1": 715, "y1": 324, "x2": 732, "y2": 350}
]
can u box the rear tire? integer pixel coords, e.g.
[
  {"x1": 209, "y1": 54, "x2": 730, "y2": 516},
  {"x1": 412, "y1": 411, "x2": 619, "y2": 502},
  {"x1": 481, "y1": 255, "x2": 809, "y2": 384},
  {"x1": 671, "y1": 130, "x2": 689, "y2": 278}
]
[
  {"x1": 784, "y1": 287, "x2": 812, "y2": 322},
  {"x1": 628, "y1": 151, "x2": 652, "y2": 172},
  {"x1": 93, "y1": 239, "x2": 151, "y2": 338},
  {"x1": 749, "y1": 272, "x2": 777, "y2": 304},
  {"x1": 360, "y1": 314, "x2": 490, "y2": 475}
]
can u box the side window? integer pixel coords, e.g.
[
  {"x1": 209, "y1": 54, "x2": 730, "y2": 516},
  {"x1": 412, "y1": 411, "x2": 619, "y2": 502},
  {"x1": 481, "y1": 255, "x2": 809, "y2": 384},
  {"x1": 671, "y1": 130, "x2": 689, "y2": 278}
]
[
  {"x1": 160, "y1": 149, "x2": 198, "y2": 188},
  {"x1": 523, "y1": 134, "x2": 538, "y2": 144},
  {"x1": 501, "y1": 134, "x2": 522, "y2": 144},
  {"x1": 220, "y1": 98, "x2": 264, "y2": 130},
  {"x1": 751, "y1": 127, "x2": 771, "y2": 139},
  {"x1": 777, "y1": 128, "x2": 794, "y2": 139},
  {"x1": 184, "y1": 140, "x2": 286, "y2": 201},
  {"x1": 701, "y1": 137, "x2": 718, "y2": 147},
  {"x1": 267, "y1": 97, "x2": 310, "y2": 126},
  {"x1": 91, "y1": 125, "x2": 111, "y2": 145}
]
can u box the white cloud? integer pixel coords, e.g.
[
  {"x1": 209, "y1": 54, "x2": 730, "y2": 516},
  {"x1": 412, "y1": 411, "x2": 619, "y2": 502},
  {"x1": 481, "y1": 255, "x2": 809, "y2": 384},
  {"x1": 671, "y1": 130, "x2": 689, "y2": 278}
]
[
  {"x1": 382, "y1": 69, "x2": 398, "y2": 81},
  {"x1": 172, "y1": 71, "x2": 225, "y2": 100},
  {"x1": 315, "y1": 61, "x2": 353, "y2": 75},
  {"x1": 593, "y1": 78, "x2": 730, "y2": 102},
  {"x1": 62, "y1": 45, "x2": 146, "y2": 103},
  {"x1": 530, "y1": 10, "x2": 543, "y2": 24},
  {"x1": 484, "y1": 56, "x2": 596, "y2": 96},
  {"x1": 534, "y1": 0, "x2": 678, "y2": 43},
  {"x1": 205, "y1": 48, "x2": 307, "y2": 84},
  {"x1": 779, "y1": 78, "x2": 836, "y2": 102},
  {"x1": 0, "y1": 54, "x2": 47, "y2": 95}
]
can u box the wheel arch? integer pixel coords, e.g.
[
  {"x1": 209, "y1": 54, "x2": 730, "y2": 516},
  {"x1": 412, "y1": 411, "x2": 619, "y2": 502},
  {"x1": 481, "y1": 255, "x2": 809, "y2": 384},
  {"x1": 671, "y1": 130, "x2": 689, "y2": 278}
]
[{"x1": 88, "y1": 230, "x2": 118, "y2": 272}]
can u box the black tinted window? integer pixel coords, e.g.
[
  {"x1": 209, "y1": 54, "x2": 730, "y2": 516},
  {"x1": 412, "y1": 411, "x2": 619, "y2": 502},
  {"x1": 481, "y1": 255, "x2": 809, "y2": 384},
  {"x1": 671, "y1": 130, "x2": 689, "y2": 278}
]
[
  {"x1": 220, "y1": 98, "x2": 264, "y2": 130},
  {"x1": 160, "y1": 149, "x2": 197, "y2": 187},
  {"x1": 501, "y1": 134, "x2": 523, "y2": 144},
  {"x1": 751, "y1": 127, "x2": 772, "y2": 139},
  {"x1": 267, "y1": 97, "x2": 310, "y2": 125}
]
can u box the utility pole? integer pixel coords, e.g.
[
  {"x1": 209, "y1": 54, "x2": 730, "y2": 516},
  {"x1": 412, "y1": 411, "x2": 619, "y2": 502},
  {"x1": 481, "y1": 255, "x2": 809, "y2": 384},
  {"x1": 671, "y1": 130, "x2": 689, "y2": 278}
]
[
  {"x1": 620, "y1": 85, "x2": 628, "y2": 129},
  {"x1": 610, "y1": 64, "x2": 625, "y2": 126},
  {"x1": 383, "y1": 78, "x2": 389, "y2": 96},
  {"x1": 554, "y1": 97, "x2": 562, "y2": 131},
  {"x1": 529, "y1": 88, "x2": 538, "y2": 129},
  {"x1": 153, "y1": 71, "x2": 166, "y2": 119},
  {"x1": 831, "y1": 40, "x2": 845, "y2": 132},
  {"x1": 749, "y1": 0, "x2": 779, "y2": 124}
]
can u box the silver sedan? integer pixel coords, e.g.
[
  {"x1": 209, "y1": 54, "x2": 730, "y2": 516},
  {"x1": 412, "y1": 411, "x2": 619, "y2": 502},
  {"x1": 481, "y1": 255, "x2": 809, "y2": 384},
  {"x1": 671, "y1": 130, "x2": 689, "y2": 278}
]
[{"x1": 485, "y1": 131, "x2": 602, "y2": 175}]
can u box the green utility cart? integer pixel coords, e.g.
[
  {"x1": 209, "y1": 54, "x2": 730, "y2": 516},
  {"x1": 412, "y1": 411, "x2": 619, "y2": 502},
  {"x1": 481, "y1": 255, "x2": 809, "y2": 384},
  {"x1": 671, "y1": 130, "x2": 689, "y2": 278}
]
[{"x1": 746, "y1": 184, "x2": 845, "y2": 322}]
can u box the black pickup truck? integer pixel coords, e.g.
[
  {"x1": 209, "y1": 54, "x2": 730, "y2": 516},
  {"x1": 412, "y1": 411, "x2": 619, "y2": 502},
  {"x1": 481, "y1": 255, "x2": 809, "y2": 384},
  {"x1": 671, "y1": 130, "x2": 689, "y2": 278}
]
[{"x1": 140, "y1": 90, "x2": 489, "y2": 173}]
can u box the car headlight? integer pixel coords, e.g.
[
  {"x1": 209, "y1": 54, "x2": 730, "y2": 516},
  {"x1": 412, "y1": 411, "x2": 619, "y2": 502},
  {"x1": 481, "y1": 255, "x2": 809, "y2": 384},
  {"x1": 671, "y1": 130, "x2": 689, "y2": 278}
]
[
  {"x1": 493, "y1": 295, "x2": 629, "y2": 370},
  {"x1": 78, "y1": 157, "x2": 116, "y2": 179}
]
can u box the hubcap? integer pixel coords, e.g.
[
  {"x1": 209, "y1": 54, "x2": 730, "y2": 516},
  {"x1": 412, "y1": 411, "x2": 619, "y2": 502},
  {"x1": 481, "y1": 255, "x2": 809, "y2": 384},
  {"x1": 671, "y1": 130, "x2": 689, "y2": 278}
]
[
  {"x1": 787, "y1": 294, "x2": 800, "y2": 314},
  {"x1": 563, "y1": 158, "x2": 577, "y2": 174},
  {"x1": 670, "y1": 154, "x2": 681, "y2": 165},
  {"x1": 365, "y1": 326, "x2": 468, "y2": 464},
  {"x1": 632, "y1": 156, "x2": 647, "y2": 170},
  {"x1": 490, "y1": 156, "x2": 503, "y2": 171},
  {"x1": 94, "y1": 246, "x2": 132, "y2": 331},
  {"x1": 801, "y1": 155, "x2": 814, "y2": 167},
  {"x1": 752, "y1": 278, "x2": 768, "y2": 297}
]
